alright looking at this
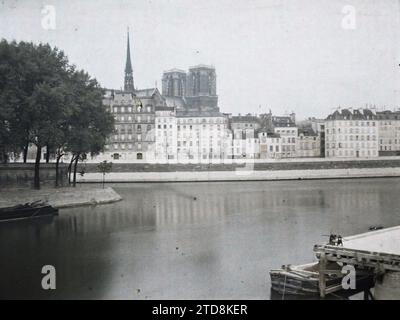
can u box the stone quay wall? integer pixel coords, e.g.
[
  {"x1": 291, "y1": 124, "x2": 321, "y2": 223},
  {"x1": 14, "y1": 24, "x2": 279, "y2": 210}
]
[
  {"x1": 79, "y1": 158, "x2": 400, "y2": 174},
  {"x1": 0, "y1": 163, "x2": 68, "y2": 189}
]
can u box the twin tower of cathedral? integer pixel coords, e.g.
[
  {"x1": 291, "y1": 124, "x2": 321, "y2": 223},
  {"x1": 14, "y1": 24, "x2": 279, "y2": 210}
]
[{"x1": 123, "y1": 30, "x2": 219, "y2": 112}]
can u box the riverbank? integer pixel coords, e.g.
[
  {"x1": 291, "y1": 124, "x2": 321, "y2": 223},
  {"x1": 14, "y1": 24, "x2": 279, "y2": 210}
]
[
  {"x1": 77, "y1": 167, "x2": 400, "y2": 183},
  {"x1": 0, "y1": 186, "x2": 122, "y2": 209}
]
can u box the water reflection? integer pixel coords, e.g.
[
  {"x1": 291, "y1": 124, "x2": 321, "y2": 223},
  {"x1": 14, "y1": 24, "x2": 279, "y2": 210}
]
[{"x1": 0, "y1": 178, "x2": 400, "y2": 299}]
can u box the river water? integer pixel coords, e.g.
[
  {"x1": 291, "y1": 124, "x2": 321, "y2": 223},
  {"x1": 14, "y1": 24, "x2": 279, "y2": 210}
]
[{"x1": 1, "y1": 178, "x2": 400, "y2": 299}]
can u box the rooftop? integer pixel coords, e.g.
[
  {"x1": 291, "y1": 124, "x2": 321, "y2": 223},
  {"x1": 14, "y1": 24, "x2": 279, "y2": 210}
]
[
  {"x1": 188, "y1": 64, "x2": 215, "y2": 70},
  {"x1": 326, "y1": 108, "x2": 376, "y2": 120},
  {"x1": 163, "y1": 68, "x2": 186, "y2": 74},
  {"x1": 231, "y1": 115, "x2": 260, "y2": 123}
]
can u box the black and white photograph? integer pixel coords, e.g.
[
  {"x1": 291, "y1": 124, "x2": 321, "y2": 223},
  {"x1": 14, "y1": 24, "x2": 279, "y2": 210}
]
[{"x1": 1, "y1": 0, "x2": 400, "y2": 306}]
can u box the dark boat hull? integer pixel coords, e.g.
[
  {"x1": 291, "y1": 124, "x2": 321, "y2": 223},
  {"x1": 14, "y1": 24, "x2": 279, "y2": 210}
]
[
  {"x1": 0, "y1": 205, "x2": 58, "y2": 221},
  {"x1": 270, "y1": 262, "x2": 343, "y2": 296}
]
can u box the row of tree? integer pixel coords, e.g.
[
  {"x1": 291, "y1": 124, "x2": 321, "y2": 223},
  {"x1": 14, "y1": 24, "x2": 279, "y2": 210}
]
[{"x1": 0, "y1": 40, "x2": 115, "y2": 189}]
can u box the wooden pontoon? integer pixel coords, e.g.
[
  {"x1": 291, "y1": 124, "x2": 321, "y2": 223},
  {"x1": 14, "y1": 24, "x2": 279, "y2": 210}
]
[{"x1": 314, "y1": 226, "x2": 400, "y2": 298}]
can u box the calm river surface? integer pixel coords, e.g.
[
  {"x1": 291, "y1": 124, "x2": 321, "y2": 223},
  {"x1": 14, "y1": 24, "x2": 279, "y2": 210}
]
[{"x1": 1, "y1": 178, "x2": 400, "y2": 299}]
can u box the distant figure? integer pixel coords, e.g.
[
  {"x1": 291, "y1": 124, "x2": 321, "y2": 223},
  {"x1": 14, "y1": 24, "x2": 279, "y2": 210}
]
[
  {"x1": 328, "y1": 234, "x2": 343, "y2": 246},
  {"x1": 329, "y1": 234, "x2": 336, "y2": 245}
]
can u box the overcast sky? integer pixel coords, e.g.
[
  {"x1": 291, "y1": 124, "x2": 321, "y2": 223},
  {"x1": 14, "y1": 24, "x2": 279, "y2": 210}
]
[{"x1": 1, "y1": 0, "x2": 400, "y2": 119}]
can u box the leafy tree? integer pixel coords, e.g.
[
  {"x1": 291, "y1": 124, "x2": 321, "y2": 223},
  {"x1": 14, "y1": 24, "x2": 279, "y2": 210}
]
[
  {"x1": 0, "y1": 40, "x2": 114, "y2": 189},
  {"x1": 65, "y1": 70, "x2": 114, "y2": 187}
]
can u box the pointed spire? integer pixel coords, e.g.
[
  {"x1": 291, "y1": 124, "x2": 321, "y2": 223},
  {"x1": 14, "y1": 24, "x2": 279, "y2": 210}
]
[
  {"x1": 124, "y1": 27, "x2": 135, "y2": 92},
  {"x1": 125, "y1": 27, "x2": 133, "y2": 74}
]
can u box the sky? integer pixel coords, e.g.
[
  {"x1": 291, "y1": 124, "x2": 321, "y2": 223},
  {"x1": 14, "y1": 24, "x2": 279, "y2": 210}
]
[{"x1": 1, "y1": 0, "x2": 400, "y2": 120}]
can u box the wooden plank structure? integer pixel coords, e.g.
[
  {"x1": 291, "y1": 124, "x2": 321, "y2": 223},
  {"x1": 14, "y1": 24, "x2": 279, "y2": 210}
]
[{"x1": 314, "y1": 226, "x2": 400, "y2": 298}]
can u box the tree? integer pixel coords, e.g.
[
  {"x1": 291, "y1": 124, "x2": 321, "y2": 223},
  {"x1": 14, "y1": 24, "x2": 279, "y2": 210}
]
[
  {"x1": 65, "y1": 70, "x2": 115, "y2": 187},
  {"x1": 28, "y1": 83, "x2": 68, "y2": 189},
  {"x1": 98, "y1": 161, "x2": 113, "y2": 189},
  {"x1": 0, "y1": 40, "x2": 114, "y2": 189}
]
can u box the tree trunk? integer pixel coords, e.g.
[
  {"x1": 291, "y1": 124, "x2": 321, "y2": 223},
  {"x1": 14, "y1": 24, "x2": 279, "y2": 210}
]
[
  {"x1": 23, "y1": 141, "x2": 29, "y2": 163},
  {"x1": 0, "y1": 148, "x2": 7, "y2": 164},
  {"x1": 33, "y1": 145, "x2": 42, "y2": 190},
  {"x1": 46, "y1": 144, "x2": 50, "y2": 163},
  {"x1": 67, "y1": 156, "x2": 75, "y2": 185},
  {"x1": 72, "y1": 154, "x2": 80, "y2": 187},
  {"x1": 55, "y1": 152, "x2": 63, "y2": 187}
]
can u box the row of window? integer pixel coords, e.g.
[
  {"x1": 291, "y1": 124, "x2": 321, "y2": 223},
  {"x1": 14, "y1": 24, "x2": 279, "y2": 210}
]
[
  {"x1": 326, "y1": 128, "x2": 376, "y2": 134},
  {"x1": 112, "y1": 105, "x2": 153, "y2": 113},
  {"x1": 326, "y1": 150, "x2": 377, "y2": 157},
  {"x1": 298, "y1": 142, "x2": 317, "y2": 149},
  {"x1": 282, "y1": 137, "x2": 296, "y2": 144},
  {"x1": 115, "y1": 124, "x2": 152, "y2": 134},
  {"x1": 115, "y1": 115, "x2": 153, "y2": 122},
  {"x1": 326, "y1": 135, "x2": 377, "y2": 142},
  {"x1": 380, "y1": 146, "x2": 400, "y2": 151},
  {"x1": 232, "y1": 123, "x2": 256, "y2": 128},
  {"x1": 112, "y1": 134, "x2": 145, "y2": 142},
  {"x1": 379, "y1": 139, "x2": 400, "y2": 144},
  {"x1": 106, "y1": 143, "x2": 143, "y2": 150},
  {"x1": 157, "y1": 118, "x2": 175, "y2": 123},
  {"x1": 177, "y1": 148, "x2": 223, "y2": 154},
  {"x1": 177, "y1": 118, "x2": 226, "y2": 124},
  {"x1": 177, "y1": 141, "x2": 222, "y2": 147},
  {"x1": 275, "y1": 129, "x2": 297, "y2": 134},
  {"x1": 326, "y1": 142, "x2": 377, "y2": 149},
  {"x1": 326, "y1": 121, "x2": 376, "y2": 127}
]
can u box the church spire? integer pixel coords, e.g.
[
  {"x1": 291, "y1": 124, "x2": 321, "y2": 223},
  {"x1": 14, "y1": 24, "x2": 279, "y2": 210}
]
[{"x1": 124, "y1": 27, "x2": 134, "y2": 92}]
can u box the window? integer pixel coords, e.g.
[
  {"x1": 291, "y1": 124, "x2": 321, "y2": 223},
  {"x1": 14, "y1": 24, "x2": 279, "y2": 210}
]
[{"x1": 137, "y1": 153, "x2": 143, "y2": 160}]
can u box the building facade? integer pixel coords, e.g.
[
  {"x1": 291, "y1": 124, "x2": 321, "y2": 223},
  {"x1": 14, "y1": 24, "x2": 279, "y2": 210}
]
[
  {"x1": 103, "y1": 88, "x2": 165, "y2": 161},
  {"x1": 325, "y1": 108, "x2": 378, "y2": 158},
  {"x1": 296, "y1": 128, "x2": 320, "y2": 158},
  {"x1": 259, "y1": 131, "x2": 282, "y2": 159},
  {"x1": 155, "y1": 106, "x2": 177, "y2": 162},
  {"x1": 273, "y1": 126, "x2": 297, "y2": 158},
  {"x1": 175, "y1": 111, "x2": 230, "y2": 162},
  {"x1": 376, "y1": 110, "x2": 400, "y2": 155}
]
